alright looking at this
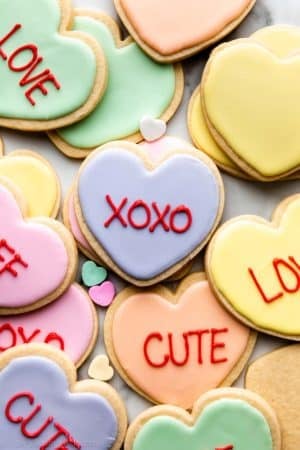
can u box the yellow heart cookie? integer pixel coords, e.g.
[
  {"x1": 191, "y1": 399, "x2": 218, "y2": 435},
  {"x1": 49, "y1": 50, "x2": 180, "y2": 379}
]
[
  {"x1": 206, "y1": 195, "x2": 300, "y2": 339},
  {"x1": 88, "y1": 355, "x2": 114, "y2": 382},
  {"x1": 0, "y1": 147, "x2": 60, "y2": 218},
  {"x1": 202, "y1": 27, "x2": 300, "y2": 180}
]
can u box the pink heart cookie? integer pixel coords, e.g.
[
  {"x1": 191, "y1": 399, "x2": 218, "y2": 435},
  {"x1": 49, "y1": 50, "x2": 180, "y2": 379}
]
[
  {"x1": 115, "y1": 0, "x2": 256, "y2": 61},
  {"x1": 104, "y1": 273, "x2": 256, "y2": 409},
  {"x1": 0, "y1": 178, "x2": 77, "y2": 315},
  {"x1": 0, "y1": 284, "x2": 97, "y2": 367}
]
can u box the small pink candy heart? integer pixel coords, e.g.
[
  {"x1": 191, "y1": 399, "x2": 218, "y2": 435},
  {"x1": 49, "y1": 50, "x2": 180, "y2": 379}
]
[{"x1": 89, "y1": 281, "x2": 116, "y2": 307}]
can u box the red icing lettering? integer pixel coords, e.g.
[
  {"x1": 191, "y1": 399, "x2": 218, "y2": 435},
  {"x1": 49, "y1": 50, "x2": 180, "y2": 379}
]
[
  {"x1": 211, "y1": 328, "x2": 228, "y2": 364},
  {"x1": 0, "y1": 324, "x2": 64, "y2": 351},
  {"x1": 216, "y1": 447, "x2": 234, "y2": 450},
  {"x1": 5, "y1": 392, "x2": 53, "y2": 438},
  {"x1": 44, "y1": 332, "x2": 65, "y2": 350},
  {"x1": 40, "y1": 423, "x2": 81, "y2": 449},
  {"x1": 249, "y1": 256, "x2": 300, "y2": 303},
  {"x1": 104, "y1": 195, "x2": 128, "y2": 228},
  {"x1": 0, "y1": 323, "x2": 17, "y2": 351},
  {"x1": 5, "y1": 392, "x2": 80, "y2": 447},
  {"x1": 0, "y1": 24, "x2": 61, "y2": 105},
  {"x1": 0, "y1": 240, "x2": 28, "y2": 277},
  {"x1": 144, "y1": 333, "x2": 169, "y2": 368},
  {"x1": 104, "y1": 196, "x2": 192, "y2": 233},
  {"x1": 128, "y1": 200, "x2": 151, "y2": 229},
  {"x1": 169, "y1": 205, "x2": 193, "y2": 234},
  {"x1": 149, "y1": 203, "x2": 170, "y2": 233},
  {"x1": 144, "y1": 328, "x2": 229, "y2": 368},
  {"x1": 0, "y1": 24, "x2": 21, "y2": 60}
]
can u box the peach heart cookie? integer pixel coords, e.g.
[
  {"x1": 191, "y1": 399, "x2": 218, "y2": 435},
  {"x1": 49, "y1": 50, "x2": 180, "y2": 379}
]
[
  {"x1": 114, "y1": 0, "x2": 256, "y2": 62},
  {"x1": 246, "y1": 344, "x2": 300, "y2": 450},
  {"x1": 0, "y1": 177, "x2": 77, "y2": 315},
  {"x1": 0, "y1": 0, "x2": 106, "y2": 131},
  {"x1": 0, "y1": 283, "x2": 97, "y2": 367},
  {"x1": 125, "y1": 388, "x2": 281, "y2": 450},
  {"x1": 48, "y1": 11, "x2": 183, "y2": 158},
  {"x1": 104, "y1": 273, "x2": 256, "y2": 409},
  {"x1": 189, "y1": 25, "x2": 300, "y2": 180},
  {"x1": 0, "y1": 344, "x2": 127, "y2": 449},
  {"x1": 0, "y1": 147, "x2": 60, "y2": 218},
  {"x1": 201, "y1": 25, "x2": 300, "y2": 181},
  {"x1": 74, "y1": 141, "x2": 224, "y2": 286},
  {"x1": 206, "y1": 194, "x2": 300, "y2": 339}
]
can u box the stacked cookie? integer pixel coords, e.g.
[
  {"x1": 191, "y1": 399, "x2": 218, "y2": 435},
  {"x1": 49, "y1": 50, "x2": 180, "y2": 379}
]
[{"x1": 1, "y1": 0, "x2": 300, "y2": 449}]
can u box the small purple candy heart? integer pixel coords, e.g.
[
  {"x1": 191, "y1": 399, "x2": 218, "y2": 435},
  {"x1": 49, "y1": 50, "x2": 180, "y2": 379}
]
[{"x1": 89, "y1": 281, "x2": 116, "y2": 307}]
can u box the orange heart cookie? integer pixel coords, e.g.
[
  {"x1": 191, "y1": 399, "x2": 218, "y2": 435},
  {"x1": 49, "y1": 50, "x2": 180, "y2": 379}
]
[{"x1": 104, "y1": 273, "x2": 256, "y2": 409}]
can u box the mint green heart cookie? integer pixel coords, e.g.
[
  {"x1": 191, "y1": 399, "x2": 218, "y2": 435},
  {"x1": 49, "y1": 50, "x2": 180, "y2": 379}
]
[
  {"x1": 82, "y1": 261, "x2": 107, "y2": 287},
  {"x1": 132, "y1": 399, "x2": 274, "y2": 450},
  {"x1": 0, "y1": 0, "x2": 103, "y2": 129},
  {"x1": 54, "y1": 12, "x2": 181, "y2": 150}
]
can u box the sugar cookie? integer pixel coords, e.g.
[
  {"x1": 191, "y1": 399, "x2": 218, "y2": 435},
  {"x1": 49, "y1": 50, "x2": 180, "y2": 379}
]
[
  {"x1": 125, "y1": 388, "x2": 280, "y2": 450},
  {"x1": 0, "y1": 0, "x2": 107, "y2": 130},
  {"x1": 74, "y1": 141, "x2": 224, "y2": 286},
  {"x1": 0, "y1": 177, "x2": 77, "y2": 315},
  {"x1": 49, "y1": 11, "x2": 183, "y2": 158},
  {"x1": 206, "y1": 194, "x2": 300, "y2": 339},
  {"x1": 115, "y1": 0, "x2": 256, "y2": 62},
  {"x1": 246, "y1": 344, "x2": 300, "y2": 450},
  {"x1": 0, "y1": 284, "x2": 97, "y2": 367},
  {"x1": 0, "y1": 344, "x2": 127, "y2": 449},
  {"x1": 105, "y1": 273, "x2": 256, "y2": 409}
]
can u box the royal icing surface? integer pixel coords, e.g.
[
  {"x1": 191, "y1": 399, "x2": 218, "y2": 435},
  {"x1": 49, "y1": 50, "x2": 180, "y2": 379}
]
[
  {"x1": 0, "y1": 183, "x2": 69, "y2": 309},
  {"x1": 0, "y1": 0, "x2": 98, "y2": 120},
  {"x1": 209, "y1": 196, "x2": 300, "y2": 336},
  {"x1": 203, "y1": 40, "x2": 300, "y2": 177},
  {"x1": 252, "y1": 25, "x2": 300, "y2": 58},
  {"x1": 0, "y1": 355, "x2": 118, "y2": 449},
  {"x1": 77, "y1": 147, "x2": 221, "y2": 281},
  {"x1": 0, "y1": 285, "x2": 95, "y2": 366},
  {"x1": 0, "y1": 152, "x2": 59, "y2": 217},
  {"x1": 131, "y1": 399, "x2": 273, "y2": 450},
  {"x1": 110, "y1": 279, "x2": 251, "y2": 408},
  {"x1": 57, "y1": 15, "x2": 177, "y2": 148},
  {"x1": 118, "y1": 0, "x2": 253, "y2": 56}
]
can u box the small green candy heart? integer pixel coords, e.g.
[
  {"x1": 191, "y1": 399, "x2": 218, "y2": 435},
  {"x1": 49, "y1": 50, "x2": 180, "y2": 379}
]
[{"x1": 82, "y1": 261, "x2": 107, "y2": 287}]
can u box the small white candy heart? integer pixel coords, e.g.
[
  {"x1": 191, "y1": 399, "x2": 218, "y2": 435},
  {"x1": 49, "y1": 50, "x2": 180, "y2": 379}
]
[
  {"x1": 140, "y1": 116, "x2": 167, "y2": 142},
  {"x1": 88, "y1": 355, "x2": 114, "y2": 382}
]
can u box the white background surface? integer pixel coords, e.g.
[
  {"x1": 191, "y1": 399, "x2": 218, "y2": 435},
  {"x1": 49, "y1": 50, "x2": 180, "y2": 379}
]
[{"x1": 2, "y1": 0, "x2": 300, "y2": 422}]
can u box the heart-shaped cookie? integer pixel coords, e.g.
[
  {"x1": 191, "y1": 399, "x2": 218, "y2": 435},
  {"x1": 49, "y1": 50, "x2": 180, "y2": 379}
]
[
  {"x1": 125, "y1": 388, "x2": 280, "y2": 450},
  {"x1": 0, "y1": 148, "x2": 60, "y2": 217},
  {"x1": 246, "y1": 344, "x2": 300, "y2": 450},
  {"x1": 82, "y1": 261, "x2": 107, "y2": 287},
  {"x1": 0, "y1": 284, "x2": 97, "y2": 367},
  {"x1": 0, "y1": 344, "x2": 127, "y2": 450},
  {"x1": 115, "y1": 0, "x2": 256, "y2": 62},
  {"x1": 0, "y1": 0, "x2": 106, "y2": 131},
  {"x1": 75, "y1": 142, "x2": 223, "y2": 285},
  {"x1": 49, "y1": 11, "x2": 183, "y2": 157},
  {"x1": 89, "y1": 355, "x2": 114, "y2": 381},
  {"x1": 206, "y1": 194, "x2": 300, "y2": 339},
  {"x1": 202, "y1": 34, "x2": 300, "y2": 180},
  {"x1": 189, "y1": 26, "x2": 300, "y2": 180},
  {"x1": 0, "y1": 178, "x2": 77, "y2": 315},
  {"x1": 104, "y1": 273, "x2": 255, "y2": 409}
]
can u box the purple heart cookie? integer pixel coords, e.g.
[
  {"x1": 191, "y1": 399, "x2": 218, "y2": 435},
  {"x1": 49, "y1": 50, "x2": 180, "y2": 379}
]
[
  {"x1": 75, "y1": 142, "x2": 224, "y2": 285},
  {"x1": 0, "y1": 344, "x2": 127, "y2": 450}
]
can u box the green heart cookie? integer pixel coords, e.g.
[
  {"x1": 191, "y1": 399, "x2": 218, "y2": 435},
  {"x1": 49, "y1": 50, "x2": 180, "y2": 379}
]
[
  {"x1": 56, "y1": 13, "x2": 178, "y2": 148},
  {"x1": 82, "y1": 261, "x2": 107, "y2": 287},
  {"x1": 0, "y1": 0, "x2": 100, "y2": 125},
  {"x1": 132, "y1": 399, "x2": 273, "y2": 450}
]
